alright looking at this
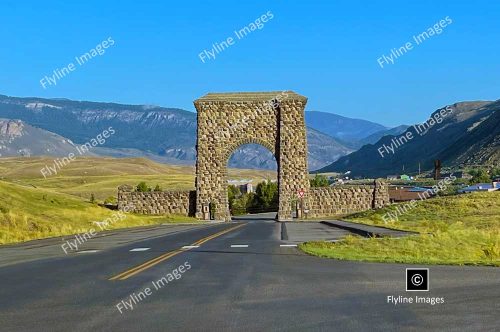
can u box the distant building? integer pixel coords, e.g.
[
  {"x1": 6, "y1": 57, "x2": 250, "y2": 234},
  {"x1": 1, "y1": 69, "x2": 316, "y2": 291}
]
[
  {"x1": 228, "y1": 179, "x2": 254, "y2": 194},
  {"x1": 387, "y1": 175, "x2": 399, "y2": 180},
  {"x1": 441, "y1": 171, "x2": 472, "y2": 179},
  {"x1": 330, "y1": 179, "x2": 344, "y2": 186},
  {"x1": 389, "y1": 186, "x2": 434, "y2": 202},
  {"x1": 238, "y1": 183, "x2": 254, "y2": 194},
  {"x1": 458, "y1": 182, "x2": 500, "y2": 193}
]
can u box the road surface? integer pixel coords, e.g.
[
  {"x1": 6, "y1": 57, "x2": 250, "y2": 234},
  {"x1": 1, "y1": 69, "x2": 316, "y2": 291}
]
[{"x1": 0, "y1": 213, "x2": 498, "y2": 331}]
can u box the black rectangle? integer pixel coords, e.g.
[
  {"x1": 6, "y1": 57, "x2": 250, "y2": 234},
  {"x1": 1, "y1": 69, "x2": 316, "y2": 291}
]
[{"x1": 406, "y1": 268, "x2": 429, "y2": 291}]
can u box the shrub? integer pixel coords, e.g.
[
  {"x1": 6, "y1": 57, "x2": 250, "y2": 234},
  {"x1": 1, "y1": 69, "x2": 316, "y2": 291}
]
[
  {"x1": 310, "y1": 174, "x2": 329, "y2": 187},
  {"x1": 231, "y1": 193, "x2": 254, "y2": 215},
  {"x1": 136, "y1": 182, "x2": 151, "y2": 192},
  {"x1": 468, "y1": 169, "x2": 491, "y2": 184},
  {"x1": 153, "y1": 184, "x2": 162, "y2": 192},
  {"x1": 104, "y1": 196, "x2": 117, "y2": 204}
]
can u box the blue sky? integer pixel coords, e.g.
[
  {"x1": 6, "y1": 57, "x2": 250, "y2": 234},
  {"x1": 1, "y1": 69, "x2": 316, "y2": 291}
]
[{"x1": 0, "y1": 0, "x2": 499, "y2": 127}]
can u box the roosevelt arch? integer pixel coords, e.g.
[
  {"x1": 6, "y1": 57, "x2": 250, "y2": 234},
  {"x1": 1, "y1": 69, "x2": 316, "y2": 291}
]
[{"x1": 193, "y1": 91, "x2": 310, "y2": 221}]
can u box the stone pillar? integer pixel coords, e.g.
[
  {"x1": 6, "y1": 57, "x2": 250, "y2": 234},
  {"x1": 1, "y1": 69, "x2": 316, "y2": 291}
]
[
  {"x1": 277, "y1": 98, "x2": 310, "y2": 221},
  {"x1": 373, "y1": 179, "x2": 390, "y2": 209},
  {"x1": 117, "y1": 184, "x2": 133, "y2": 211}
]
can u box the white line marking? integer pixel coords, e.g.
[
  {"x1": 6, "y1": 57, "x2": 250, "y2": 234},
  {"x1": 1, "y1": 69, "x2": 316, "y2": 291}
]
[
  {"x1": 280, "y1": 244, "x2": 297, "y2": 247},
  {"x1": 76, "y1": 250, "x2": 100, "y2": 254},
  {"x1": 130, "y1": 248, "x2": 150, "y2": 252},
  {"x1": 182, "y1": 245, "x2": 200, "y2": 249},
  {"x1": 230, "y1": 244, "x2": 249, "y2": 248}
]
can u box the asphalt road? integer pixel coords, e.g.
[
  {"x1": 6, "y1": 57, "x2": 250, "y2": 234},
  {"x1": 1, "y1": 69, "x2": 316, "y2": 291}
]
[{"x1": 0, "y1": 214, "x2": 498, "y2": 331}]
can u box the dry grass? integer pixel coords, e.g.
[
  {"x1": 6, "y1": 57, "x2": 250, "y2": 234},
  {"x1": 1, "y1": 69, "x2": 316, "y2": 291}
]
[
  {"x1": 300, "y1": 192, "x2": 500, "y2": 266},
  {"x1": 0, "y1": 156, "x2": 276, "y2": 200}
]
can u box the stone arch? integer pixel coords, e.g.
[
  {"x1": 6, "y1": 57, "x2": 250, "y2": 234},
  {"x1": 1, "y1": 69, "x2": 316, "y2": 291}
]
[
  {"x1": 221, "y1": 139, "x2": 279, "y2": 217},
  {"x1": 222, "y1": 137, "x2": 277, "y2": 163},
  {"x1": 193, "y1": 91, "x2": 310, "y2": 221}
]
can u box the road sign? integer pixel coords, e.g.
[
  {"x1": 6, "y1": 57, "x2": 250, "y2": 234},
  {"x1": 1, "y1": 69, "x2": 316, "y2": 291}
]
[{"x1": 297, "y1": 189, "x2": 305, "y2": 198}]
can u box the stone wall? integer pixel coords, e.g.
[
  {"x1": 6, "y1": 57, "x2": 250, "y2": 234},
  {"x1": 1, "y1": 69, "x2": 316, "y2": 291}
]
[
  {"x1": 308, "y1": 180, "x2": 389, "y2": 217},
  {"x1": 116, "y1": 180, "x2": 388, "y2": 219},
  {"x1": 117, "y1": 185, "x2": 195, "y2": 216}
]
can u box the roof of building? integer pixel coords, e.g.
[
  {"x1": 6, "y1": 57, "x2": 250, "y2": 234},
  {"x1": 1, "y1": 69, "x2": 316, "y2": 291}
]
[
  {"x1": 459, "y1": 183, "x2": 500, "y2": 192},
  {"x1": 195, "y1": 91, "x2": 306, "y2": 102}
]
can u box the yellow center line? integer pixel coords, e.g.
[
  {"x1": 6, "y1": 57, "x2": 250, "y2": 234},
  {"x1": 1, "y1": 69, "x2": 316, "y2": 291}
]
[{"x1": 109, "y1": 223, "x2": 246, "y2": 281}]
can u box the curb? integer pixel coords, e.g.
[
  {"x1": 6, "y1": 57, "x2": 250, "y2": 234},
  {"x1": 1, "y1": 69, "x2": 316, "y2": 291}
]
[{"x1": 320, "y1": 220, "x2": 416, "y2": 238}]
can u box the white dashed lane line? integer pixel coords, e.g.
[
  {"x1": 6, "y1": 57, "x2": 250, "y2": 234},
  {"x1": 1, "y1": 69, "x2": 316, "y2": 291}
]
[
  {"x1": 230, "y1": 244, "x2": 249, "y2": 248},
  {"x1": 129, "y1": 248, "x2": 151, "y2": 252},
  {"x1": 182, "y1": 245, "x2": 200, "y2": 249},
  {"x1": 76, "y1": 250, "x2": 100, "y2": 254},
  {"x1": 280, "y1": 244, "x2": 297, "y2": 247}
]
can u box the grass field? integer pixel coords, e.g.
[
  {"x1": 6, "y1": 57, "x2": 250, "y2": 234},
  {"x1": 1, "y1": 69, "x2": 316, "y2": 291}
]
[
  {"x1": 0, "y1": 157, "x2": 276, "y2": 200},
  {"x1": 300, "y1": 192, "x2": 500, "y2": 266},
  {"x1": 0, "y1": 157, "x2": 275, "y2": 244},
  {"x1": 0, "y1": 180, "x2": 199, "y2": 245}
]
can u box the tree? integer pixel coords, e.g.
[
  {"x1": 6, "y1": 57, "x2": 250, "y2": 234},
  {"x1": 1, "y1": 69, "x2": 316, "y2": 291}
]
[
  {"x1": 227, "y1": 185, "x2": 241, "y2": 210},
  {"x1": 153, "y1": 184, "x2": 162, "y2": 192},
  {"x1": 90, "y1": 193, "x2": 96, "y2": 204},
  {"x1": 490, "y1": 168, "x2": 500, "y2": 179},
  {"x1": 231, "y1": 193, "x2": 253, "y2": 215},
  {"x1": 310, "y1": 174, "x2": 329, "y2": 187},
  {"x1": 469, "y1": 169, "x2": 491, "y2": 184},
  {"x1": 136, "y1": 182, "x2": 151, "y2": 192},
  {"x1": 251, "y1": 180, "x2": 278, "y2": 211}
]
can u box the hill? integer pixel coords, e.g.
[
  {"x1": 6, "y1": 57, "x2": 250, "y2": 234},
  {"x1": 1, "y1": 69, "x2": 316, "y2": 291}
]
[
  {"x1": 0, "y1": 119, "x2": 79, "y2": 157},
  {"x1": 304, "y1": 111, "x2": 388, "y2": 142},
  {"x1": 319, "y1": 100, "x2": 499, "y2": 177},
  {"x1": 0, "y1": 180, "x2": 191, "y2": 245},
  {"x1": 357, "y1": 125, "x2": 410, "y2": 147},
  {"x1": 0, "y1": 156, "x2": 277, "y2": 244},
  {"x1": 0, "y1": 156, "x2": 276, "y2": 200}
]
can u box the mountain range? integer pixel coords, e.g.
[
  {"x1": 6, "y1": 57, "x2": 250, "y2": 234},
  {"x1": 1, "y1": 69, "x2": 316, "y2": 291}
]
[
  {"x1": 0, "y1": 94, "x2": 380, "y2": 170},
  {"x1": 3, "y1": 94, "x2": 495, "y2": 175}
]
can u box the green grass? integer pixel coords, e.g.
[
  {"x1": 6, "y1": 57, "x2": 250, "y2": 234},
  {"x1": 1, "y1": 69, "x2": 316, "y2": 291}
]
[
  {"x1": 0, "y1": 157, "x2": 276, "y2": 245},
  {"x1": 300, "y1": 192, "x2": 500, "y2": 266},
  {"x1": 0, "y1": 180, "x2": 198, "y2": 245}
]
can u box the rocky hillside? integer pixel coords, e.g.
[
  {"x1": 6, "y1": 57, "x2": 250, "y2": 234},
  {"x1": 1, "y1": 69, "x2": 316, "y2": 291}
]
[
  {"x1": 439, "y1": 100, "x2": 500, "y2": 166},
  {"x1": 0, "y1": 95, "x2": 353, "y2": 170},
  {"x1": 319, "y1": 101, "x2": 499, "y2": 177},
  {"x1": 0, "y1": 119, "x2": 79, "y2": 157}
]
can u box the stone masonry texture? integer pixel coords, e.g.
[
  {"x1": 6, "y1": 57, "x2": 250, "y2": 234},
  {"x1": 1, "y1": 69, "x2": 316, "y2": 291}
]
[
  {"x1": 308, "y1": 180, "x2": 390, "y2": 217},
  {"x1": 117, "y1": 92, "x2": 389, "y2": 221},
  {"x1": 118, "y1": 185, "x2": 195, "y2": 216},
  {"x1": 194, "y1": 91, "x2": 310, "y2": 221}
]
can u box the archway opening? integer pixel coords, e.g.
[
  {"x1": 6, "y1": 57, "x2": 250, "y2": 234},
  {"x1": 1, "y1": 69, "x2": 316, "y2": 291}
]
[{"x1": 225, "y1": 143, "x2": 279, "y2": 218}]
